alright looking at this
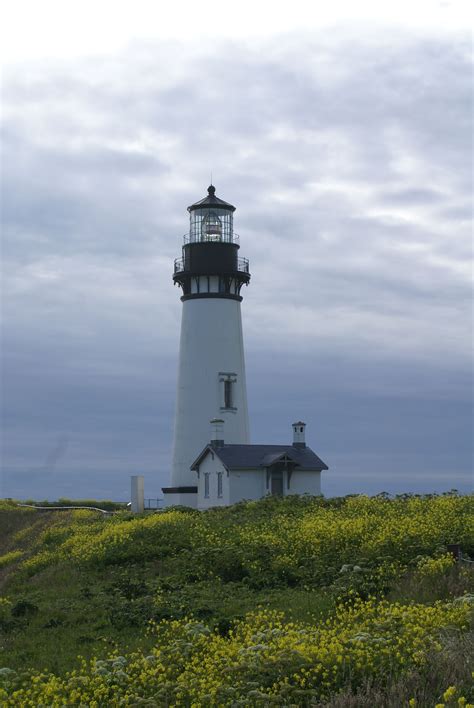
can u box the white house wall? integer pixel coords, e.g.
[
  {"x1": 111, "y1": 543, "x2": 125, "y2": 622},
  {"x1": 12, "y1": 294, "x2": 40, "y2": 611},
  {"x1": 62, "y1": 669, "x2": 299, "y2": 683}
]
[
  {"x1": 197, "y1": 452, "x2": 229, "y2": 510},
  {"x1": 229, "y1": 469, "x2": 265, "y2": 504},
  {"x1": 165, "y1": 491, "x2": 198, "y2": 508},
  {"x1": 196, "y1": 457, "x2": 322, "y2": 508},
  {"x1": 288, "y1": 470, "x2": 321, "y2": 496}
]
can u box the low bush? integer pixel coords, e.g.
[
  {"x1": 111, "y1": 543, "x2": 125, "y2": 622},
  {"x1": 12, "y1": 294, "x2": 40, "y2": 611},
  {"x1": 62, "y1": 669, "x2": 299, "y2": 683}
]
[
  {"x1": 0, "y1": 596, "x2": 471, "y2": 705},
  {"x1": 15, "y1": 495, "x2": 474, "y2": 592}
]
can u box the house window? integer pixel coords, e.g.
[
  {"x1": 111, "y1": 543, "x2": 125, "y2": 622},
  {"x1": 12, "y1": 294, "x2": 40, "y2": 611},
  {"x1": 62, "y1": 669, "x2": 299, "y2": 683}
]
[
  {"x1": 204, "y1": 473, "x2": 210, "y2": 498},
  {"x1": 217, "y1": 472, "x2": 223, "y2": 498}
]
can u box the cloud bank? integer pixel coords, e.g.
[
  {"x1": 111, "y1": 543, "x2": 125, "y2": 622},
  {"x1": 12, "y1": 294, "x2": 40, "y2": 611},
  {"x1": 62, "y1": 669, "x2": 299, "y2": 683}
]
[{"x1": 1, "y1": 28, "x2": 472, "y2": 499}]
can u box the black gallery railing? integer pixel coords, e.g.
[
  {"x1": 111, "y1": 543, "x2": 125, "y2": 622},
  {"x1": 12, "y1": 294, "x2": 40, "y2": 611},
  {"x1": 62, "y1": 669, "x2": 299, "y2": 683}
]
[{"x1": 174, "y1": 256, "x2": 249, "y2": 275}]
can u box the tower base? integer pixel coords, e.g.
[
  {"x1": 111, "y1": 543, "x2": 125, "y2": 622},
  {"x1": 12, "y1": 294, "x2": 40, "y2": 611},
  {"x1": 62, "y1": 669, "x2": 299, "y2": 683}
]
[{"x1": 162, "y1": 486, "x2": 198, "y2": 508}]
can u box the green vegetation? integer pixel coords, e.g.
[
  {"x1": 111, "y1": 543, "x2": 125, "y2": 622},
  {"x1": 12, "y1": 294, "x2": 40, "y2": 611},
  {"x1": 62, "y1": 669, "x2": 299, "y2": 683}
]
[
  {"x1": 0, "y1": 494, "x2": 473, "y2": 706},
  {"x1": 1, "y1": 498, "x2": 128, "y2": 511}
]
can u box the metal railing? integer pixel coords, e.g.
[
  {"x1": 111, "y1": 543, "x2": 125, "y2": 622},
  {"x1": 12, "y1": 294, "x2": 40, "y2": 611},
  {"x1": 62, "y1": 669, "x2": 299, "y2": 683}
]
[
  {"x1": 17, "y1": 503, "x2": 113, "y2": 515},
  {"x1": 182, "y1": 232, "x2": 240, "y2": 245},
  {"x1": 174, "y1": 256, "x2": 249, "y2": 275},
  {"x1": 238, "y1": 257, "x2": 250, "y2": 273},
  {"x1": 144, "y1": 498, "x2": 163, "y2": 509}
]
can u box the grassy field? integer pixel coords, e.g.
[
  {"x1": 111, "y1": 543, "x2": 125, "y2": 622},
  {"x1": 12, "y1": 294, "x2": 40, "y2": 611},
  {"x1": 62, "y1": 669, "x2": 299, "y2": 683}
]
[{"x1": 0, "y1": 494, "x2": 473, "y2": 706}]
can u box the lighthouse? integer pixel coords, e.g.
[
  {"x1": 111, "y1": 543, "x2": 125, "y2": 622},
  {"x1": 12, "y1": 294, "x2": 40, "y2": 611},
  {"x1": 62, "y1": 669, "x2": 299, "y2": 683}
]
[{"x1": 162, "y1": 185, "x2": 251, "y2": 507}]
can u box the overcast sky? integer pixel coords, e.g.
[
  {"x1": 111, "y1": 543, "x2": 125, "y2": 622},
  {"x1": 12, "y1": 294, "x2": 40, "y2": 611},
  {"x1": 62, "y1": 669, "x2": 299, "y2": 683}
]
[{"x1": 1, "y1": 1, "x2": 472, "y2": 501}]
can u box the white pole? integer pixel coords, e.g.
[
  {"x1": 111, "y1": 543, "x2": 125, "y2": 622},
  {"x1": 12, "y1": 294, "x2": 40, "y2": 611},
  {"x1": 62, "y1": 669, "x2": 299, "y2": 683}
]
[{"x1": 131, "y1": 475, "x2": 144, "y2": 513}]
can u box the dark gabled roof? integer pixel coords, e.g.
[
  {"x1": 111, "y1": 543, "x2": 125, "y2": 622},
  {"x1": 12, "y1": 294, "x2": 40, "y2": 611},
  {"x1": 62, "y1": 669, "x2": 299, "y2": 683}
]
[
  {"x1": 191, "y1": 444, "x2": 328, "y2": 472},
  {"x1": 187, "y1": 185, "x2": 236, "y2": 213}
]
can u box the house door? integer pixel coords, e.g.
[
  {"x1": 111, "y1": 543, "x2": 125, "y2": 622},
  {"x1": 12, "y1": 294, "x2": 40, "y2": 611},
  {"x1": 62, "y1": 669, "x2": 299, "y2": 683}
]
[{"x1": 271, "y1": 472, "x2": 283, "y2": 496}]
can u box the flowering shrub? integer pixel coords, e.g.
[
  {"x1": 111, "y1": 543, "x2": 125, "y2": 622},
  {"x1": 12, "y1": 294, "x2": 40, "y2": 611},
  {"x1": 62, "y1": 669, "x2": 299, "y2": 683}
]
[
  {"x1": 428, "y1": 682, "x2": 474, "y2": 707},
  {"x1": 0, "y1": 597, "x2": 470, "y2": 706},
  {"x1": 18, "y1": 495, "x2": 474, "y2": 592},
  {"x1": 0, "y1": 551, "x2": 23, "y2": 569},
  {"x1": 1, "y1": 495, "x2": 473, "y2": 704},
  {"x1": 0, "y1": 500, "x2": 28, "y2": 511},
  {"x1": 416, "y1": 553, "x2": 456, "y2": 578}
]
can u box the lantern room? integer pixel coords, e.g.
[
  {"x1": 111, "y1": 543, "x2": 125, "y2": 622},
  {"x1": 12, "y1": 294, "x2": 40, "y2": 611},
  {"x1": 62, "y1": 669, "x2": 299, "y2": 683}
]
[
  {"x1": 187, "y1": 185, "x2": 236, "y2": 243},
  {"x1": 173, "y1": 184, "x2": 250, "y2": 298}
]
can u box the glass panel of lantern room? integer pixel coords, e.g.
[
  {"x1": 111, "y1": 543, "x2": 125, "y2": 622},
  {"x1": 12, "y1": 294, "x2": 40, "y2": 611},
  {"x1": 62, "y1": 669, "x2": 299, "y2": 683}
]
[
  {"x1": 189, "y1": 209, "x2": 233, "y2": 243},
  {"x1": 189, "y1": 212, "x2": 201, "y2": 242},
  {"x1": 219, "y1": 210, "x2": 233, "y2": 241}
]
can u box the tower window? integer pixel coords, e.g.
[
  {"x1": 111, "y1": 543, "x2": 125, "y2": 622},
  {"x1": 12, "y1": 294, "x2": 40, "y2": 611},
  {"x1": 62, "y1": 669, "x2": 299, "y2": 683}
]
[
  {"x1": 204, "y1": 473, "x2": 210, "y2": 498},
  {"x1": 217, "y1": 472, "x2": 223, "y2": 498},
  {"x1": 219, "y1": 372, "x2": 237, "y2": 411},
  {"x1": 224, "y1": 380, "x2": 233, "y2": 409}
]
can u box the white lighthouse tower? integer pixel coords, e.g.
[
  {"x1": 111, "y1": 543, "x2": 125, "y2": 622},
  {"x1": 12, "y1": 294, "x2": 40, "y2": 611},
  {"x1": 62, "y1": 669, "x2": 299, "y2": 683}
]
[{"x1": 162, "y1": 185, "x2": 251, "y2": 507}]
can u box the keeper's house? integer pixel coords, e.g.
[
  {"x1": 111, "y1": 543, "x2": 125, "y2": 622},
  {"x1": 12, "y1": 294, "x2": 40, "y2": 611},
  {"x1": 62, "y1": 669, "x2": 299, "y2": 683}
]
[{"x1": 191, "y1": 420, "x2": 328, "y2": 511}]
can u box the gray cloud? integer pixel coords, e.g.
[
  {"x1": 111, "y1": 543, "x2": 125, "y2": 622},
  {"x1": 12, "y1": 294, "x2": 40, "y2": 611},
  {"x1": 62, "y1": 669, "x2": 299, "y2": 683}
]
[{"x1": 1, "y1": 29, "x2": 472, "y2": 499}]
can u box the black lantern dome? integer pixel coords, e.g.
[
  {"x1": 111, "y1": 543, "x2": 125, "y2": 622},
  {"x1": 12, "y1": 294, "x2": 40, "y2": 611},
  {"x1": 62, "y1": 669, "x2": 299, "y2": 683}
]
[
  {"x1": 173, "y1": 185, "x2": 250, "y2": 302},
  {"x1": 187, "y1": 185, "x2": 236, "y2": 213},
  {"x1": 187, "y1": 185, "x2": 235, "y2": 244}
]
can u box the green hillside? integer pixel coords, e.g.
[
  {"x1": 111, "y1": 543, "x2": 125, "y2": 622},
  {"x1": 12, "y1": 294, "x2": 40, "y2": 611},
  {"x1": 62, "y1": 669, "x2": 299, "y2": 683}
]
[{"x1": 0, "y1": 494, "x2": 473, "y2": 706}]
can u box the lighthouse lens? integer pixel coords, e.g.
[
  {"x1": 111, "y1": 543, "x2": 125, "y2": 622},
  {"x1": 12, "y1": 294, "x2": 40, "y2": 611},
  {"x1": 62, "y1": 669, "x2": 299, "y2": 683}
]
[
  {"x1": 202, "y1": 212, "x2": 222, "y2": 241},
  {"x1": 190, "y1": 208, "x2": 233, "y2": 243}
]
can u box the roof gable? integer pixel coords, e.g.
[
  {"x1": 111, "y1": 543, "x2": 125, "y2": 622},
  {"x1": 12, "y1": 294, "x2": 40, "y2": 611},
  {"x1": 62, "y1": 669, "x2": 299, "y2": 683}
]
[{"x1": 190, "y1": 444, "x2": 226, "y2": 471}]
